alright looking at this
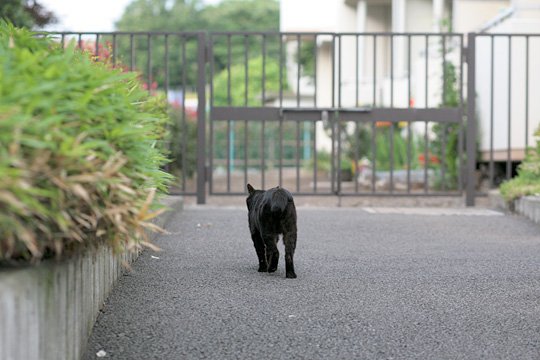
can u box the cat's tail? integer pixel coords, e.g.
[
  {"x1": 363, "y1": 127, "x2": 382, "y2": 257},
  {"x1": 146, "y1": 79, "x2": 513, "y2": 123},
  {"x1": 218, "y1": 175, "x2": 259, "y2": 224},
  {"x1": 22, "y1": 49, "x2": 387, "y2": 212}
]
[{"x1": 270, "y1": 187, "x2": 291, "y2": 214}]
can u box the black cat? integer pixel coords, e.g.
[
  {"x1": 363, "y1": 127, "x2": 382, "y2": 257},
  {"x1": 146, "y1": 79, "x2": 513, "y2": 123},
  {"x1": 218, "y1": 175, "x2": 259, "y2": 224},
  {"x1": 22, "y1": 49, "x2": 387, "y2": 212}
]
[{"x1": 246, "y1": 184, "x2": 297, "y2": 279}]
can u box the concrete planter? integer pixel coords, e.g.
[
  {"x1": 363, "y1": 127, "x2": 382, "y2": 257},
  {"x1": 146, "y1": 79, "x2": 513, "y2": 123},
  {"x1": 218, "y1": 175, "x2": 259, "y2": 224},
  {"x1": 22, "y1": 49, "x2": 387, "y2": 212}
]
[
  {"x1": 488, "y1": 190, "x2": 540, "y2": 225},
  {"x1": 0, "y1": 196, "x2": 182, "y2": 360},
  {"x1": 514, "y1": 196, "x2": 540, "y2": 225}
]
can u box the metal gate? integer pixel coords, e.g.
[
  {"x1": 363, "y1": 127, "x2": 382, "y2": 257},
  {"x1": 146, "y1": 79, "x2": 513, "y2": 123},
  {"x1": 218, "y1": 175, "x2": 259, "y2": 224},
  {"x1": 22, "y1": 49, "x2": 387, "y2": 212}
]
[
  {"x1": 208, "y1": 32, "x2": 467, "y2": 200},
  {"x1": 47, "y1": 31, "x2": 540, "y2": 206}
]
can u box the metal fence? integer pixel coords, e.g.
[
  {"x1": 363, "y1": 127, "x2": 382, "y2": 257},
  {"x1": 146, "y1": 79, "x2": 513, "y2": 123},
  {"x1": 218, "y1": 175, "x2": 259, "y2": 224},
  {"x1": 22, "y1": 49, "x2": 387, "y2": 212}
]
[
  {"x1": 208, "y1": 32, "x2": 466, "y2": 199},
  {"x1": 471, "y1": 33, "x2": 540, "y2": 191},
  {"x1": 47, "y1": 31, "x2": 207, "y2": 203},
  {"x1": 45, "y1": 31, "x2": 540, "y2": 206}
]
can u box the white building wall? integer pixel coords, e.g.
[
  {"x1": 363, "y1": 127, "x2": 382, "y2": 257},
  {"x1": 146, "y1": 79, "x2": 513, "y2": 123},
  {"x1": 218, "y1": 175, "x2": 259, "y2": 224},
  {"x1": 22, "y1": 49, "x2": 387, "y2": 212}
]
[
  {"x1": 453, "y1": 0, "x2": 510, "y2": 33},
  {"x1": 475, "y1": 3, "x2": 540, "y2": 160}
]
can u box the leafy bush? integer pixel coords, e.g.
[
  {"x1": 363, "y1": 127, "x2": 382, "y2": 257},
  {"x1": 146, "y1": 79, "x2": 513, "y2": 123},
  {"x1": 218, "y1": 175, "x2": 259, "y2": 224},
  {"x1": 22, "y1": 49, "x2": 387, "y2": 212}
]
[
  {"x1": 0, "y1": 22, "x2": 172, "y2": 262},
  {"x1": 500, "y1": 127, "x2": 540, "y2": 201}
]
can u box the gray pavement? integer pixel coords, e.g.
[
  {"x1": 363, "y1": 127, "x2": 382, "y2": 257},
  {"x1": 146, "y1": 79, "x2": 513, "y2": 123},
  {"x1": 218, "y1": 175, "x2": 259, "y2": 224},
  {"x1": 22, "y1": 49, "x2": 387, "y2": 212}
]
[{"x1": 84, "y1": 206, "x2": 540, "y2": 359}]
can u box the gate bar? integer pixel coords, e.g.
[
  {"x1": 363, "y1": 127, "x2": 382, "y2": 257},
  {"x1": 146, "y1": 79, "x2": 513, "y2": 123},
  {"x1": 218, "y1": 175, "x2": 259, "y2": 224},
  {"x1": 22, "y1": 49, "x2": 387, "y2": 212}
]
[
  {"x1": 196, "y1": 32, "x2": 206, "y2": 204},
  {"x1": 466, "y1": 33, "x2": 477, "y2": 207}
]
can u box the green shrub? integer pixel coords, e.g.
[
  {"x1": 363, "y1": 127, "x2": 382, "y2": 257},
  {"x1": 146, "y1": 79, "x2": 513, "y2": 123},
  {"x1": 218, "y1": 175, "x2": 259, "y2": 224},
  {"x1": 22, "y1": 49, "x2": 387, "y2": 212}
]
[
  {"x1": 500, "y1": 127, "x2": 540, "y2": 202},
  {"x1": 0, "y1": 22, "x2": 172, "y2": 262}
]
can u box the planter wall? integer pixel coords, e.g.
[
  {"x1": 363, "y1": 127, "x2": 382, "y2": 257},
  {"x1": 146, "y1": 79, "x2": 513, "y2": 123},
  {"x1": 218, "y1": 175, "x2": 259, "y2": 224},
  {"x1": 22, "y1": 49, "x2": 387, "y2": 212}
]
[{"x1": 0, "y1": 196, "x2": 182, "y2": 360}]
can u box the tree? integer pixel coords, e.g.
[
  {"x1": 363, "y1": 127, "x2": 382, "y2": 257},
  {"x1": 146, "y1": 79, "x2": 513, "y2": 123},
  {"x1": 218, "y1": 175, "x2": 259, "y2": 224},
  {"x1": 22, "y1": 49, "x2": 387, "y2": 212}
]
[
  {"x1": 115, "y1": 0, "x2": 279, "y2": 32},
  {"x1": 0, "y1": 0, "x2": 56, "y2": 28},
  {"x1": 200, "y1": 0, "x2": 278, "y2": 33},
  {"x1": 115, "y1": 0, "x2": 204, "y2": 32},
  {"x1": 114, "y1": 0, "x2": 280, "y2": 88}
]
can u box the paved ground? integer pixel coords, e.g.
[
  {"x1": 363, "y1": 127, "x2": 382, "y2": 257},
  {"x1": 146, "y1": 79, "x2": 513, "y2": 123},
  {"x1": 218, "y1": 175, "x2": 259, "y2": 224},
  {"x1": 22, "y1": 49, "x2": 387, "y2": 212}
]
[{"x1": 85, "y1": 205, "x2": 540, "y2": 359}]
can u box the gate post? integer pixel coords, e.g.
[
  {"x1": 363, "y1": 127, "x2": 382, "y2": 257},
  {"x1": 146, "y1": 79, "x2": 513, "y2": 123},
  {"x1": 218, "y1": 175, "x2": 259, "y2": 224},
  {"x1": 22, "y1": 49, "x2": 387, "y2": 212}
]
[
  {"x1": 196, "y1": 32, "x2": 207, "y2": 204},
  {"x1": 466, "y1": 33, "x2": 477, "y2": 207}
]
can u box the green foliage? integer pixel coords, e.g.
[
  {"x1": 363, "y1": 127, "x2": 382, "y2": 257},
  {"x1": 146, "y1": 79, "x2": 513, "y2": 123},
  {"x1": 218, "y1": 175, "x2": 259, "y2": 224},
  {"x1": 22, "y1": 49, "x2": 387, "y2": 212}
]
[
  {"x1": 0, "y1": 0, "x2": 56, "y2": 28},
  {"x1": 168, "y1": 107, "x2": 197, "y2": 178},
  {"x1": 114, "y1": 0, "x2": 280, "y2": 88},
  {"x1": 201, "y1": 0, "x2": 279, "y2": 33},
  {"x1": 213, "y1": 56, "x2": 283, "y2": 106},
  {"x1": 116, "y1": 0, "x2": 279, "y2": 32},
  {"x1": 432, "y1": 61, "x2": 461, "y2": 189},
  {"x1": 373, "y1": 126, "x2": 419, "y2": 171},
  {"x1": 0, "y1": 22, "x2": 172, "y2": 262},
  {"x1": 500, "y1": 128, "x2": 540, "y2": 201}
]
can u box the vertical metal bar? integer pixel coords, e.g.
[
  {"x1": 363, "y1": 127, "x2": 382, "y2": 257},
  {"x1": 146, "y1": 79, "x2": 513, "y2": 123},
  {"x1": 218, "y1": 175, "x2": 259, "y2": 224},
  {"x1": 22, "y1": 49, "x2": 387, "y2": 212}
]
[
  {"x1": 227, "y1": 35, "x2": 231, "y2": 105},
  {"x1": 390, "y1": 124, "x2": 394, "y2": 194},
  {"x1": 262, "y1": 34, "x2": 266, "y2": 105},
  {"x1": 181, "y1": 36, "x2": 187, "y2": 192},
  {"x1": 244, "y1": 120, "x2": 248, "y2": 191},
  {"x1": 164, "y1": 34, "x2": 169, "y2": 95},
  {"x1": 507, "y1": 36, "x2": 512, "y2": 180},
  {"x1": 354, "y1": 123, "x2": 360, "y2": 193},
  {"x1": 112, "y1": 34, "x2": 117, "y2": 67},
  {"x1": 313, "y1": 121, "x2": 318, "y2": 193},
  {"x1": 489, "y1": 35, "x2": 495, "y2": 188},
  {"x1": 95, "y1": 34, "x2": 100, "y2": 59},
  {"x1": 338, "y1": 35, "x2": 342, "y2": 108},
  {"x1": 261, "y1": 35, "x2": 266, "y2": 190},
  {"x1": 147, "y1": 34, "x2": 152, "y2": 93},
  {"x1": 331, "y1": 114, "x2": 336, "y2": 193},
  {"x1": 424, "y1": 120, "x2": 428, "y2": 194},
  {"x1": 78, "y1": 34, "x2": 82, "y2": 49},
  {"x1": 261, "y1": 120, "x2": 265, "y2": 190},
  {"x1": 330, "y1": 35, "x2": 336, "y2": 192},
  {"x1": 332, "y1": 35, "x2": 336, "y2": 108},
  {"x1": 407, "y1": 35, "x2": 412, "y2": 193},
  {"x1": 61, "y1": 34, "x2": 65, "y2": 49},
  {"x1": 279, "y1": 117, "x2": 283, "y2": 187},
  {"x1": 227, "y1": 39, "x2": 232, "y2": 191},
  {"x1": 458, "y1": 35, "x2": 464, "y2": 192},
  {"x1": 244, "y1": 34, "x2": 249, "y2": 106},
  {"x1": 227, "y1": 120, "x2": 231, "y2": 192},
  {"x1": 313, "y1": 35, "x2": 318, "y2": 107},
  {"x1": 297, "y1": 34, "x2": 301, "y2": 107},
  {"x1": 209, "y1": 35, "x2": 214, "y2": 109},
  {"x1": 442, "y1": 34, "x2": 447, "y2": 105},
  {"x1": 466, "y1": 33, "x2": 477, "y2": 206},
  {"x1": 196, "y1": 32, "x2": 207, "y2": 204},
  {"x1": 441, "y1": 123, "x2": 447, "y2": 191},
  {"x1": 337, "y1": 115, "x2": 342, "y2": 195},
  {"x1": 356, "y1": 35, "x2": 359, "y2": 107},
  {"x1": 129, "y1": 34, "x2": 134, "y2": 71},
  {"x1": 391, "y1": 34, "x2": 394, "y2": 107},
  {"x1": 373, "y1": 35, "x2": 377, "y2": 107},
  {"x1": 390, "y1": 34, "x2": 394, "y2": 194},
  {"x1": 525, "y1": 35, "x2": 529, "y2": 150},
  {"x1": 296, "y1": 121, "x2": 301, "y2": 192},
  {"x1": 424, "y1": 35, "x2": 429, "y2": 193},
  {"x1": 244, "y1": 35, "x2": 249, "y2": 189},
  {"x1": 371, "y1": 35, "x2": 377, "y2": 194},
  {"x1": 371, "y1": 121, "x2": 376, "y2": 193},
  {"x1": 425, "y1": 35, "x2": 429, "y2": 108},
  {"x1": 279, "y1": 34, "x2": 283, "y2": 108},
  {"x1": 209, "y1": 35, "x2": 214, "y2": 194}
]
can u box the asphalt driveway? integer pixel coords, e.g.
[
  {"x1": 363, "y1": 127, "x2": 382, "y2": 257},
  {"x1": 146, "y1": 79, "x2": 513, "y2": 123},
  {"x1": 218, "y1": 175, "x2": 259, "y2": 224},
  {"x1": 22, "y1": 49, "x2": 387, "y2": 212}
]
[{"x1": 84, "y1": 206, "x2": 540, "y2": 359}]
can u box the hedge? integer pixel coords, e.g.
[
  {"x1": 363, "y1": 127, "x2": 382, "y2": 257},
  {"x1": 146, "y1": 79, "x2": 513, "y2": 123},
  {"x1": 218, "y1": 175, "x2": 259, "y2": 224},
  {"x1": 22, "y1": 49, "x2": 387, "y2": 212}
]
[
  {"x1": 0, "y1": 22, "x2": 172, "y2": 262},
  {"x1": 500, "y1": 126, "x2": 540, "y2": 202}
]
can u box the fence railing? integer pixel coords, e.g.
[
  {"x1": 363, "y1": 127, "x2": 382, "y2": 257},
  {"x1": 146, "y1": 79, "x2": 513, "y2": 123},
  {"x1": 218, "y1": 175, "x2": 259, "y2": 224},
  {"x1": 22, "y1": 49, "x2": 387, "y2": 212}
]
[{"x1": 44, "y1": 31, "x2": 540, "y2": 206}]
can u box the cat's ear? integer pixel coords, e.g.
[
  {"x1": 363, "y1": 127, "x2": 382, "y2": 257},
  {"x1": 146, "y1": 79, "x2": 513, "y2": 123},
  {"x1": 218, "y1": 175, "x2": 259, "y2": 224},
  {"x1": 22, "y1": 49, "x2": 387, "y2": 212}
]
[{"x1": 247, "y1": 184, "x2": 255, "y2": 194}]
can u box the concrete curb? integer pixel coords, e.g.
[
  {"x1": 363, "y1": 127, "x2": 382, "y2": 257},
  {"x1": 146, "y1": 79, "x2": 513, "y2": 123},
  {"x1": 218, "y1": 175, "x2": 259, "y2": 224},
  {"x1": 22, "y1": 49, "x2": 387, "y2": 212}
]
[
  {"x1": 0, "y1": 196, "x2": 183, "y2": 360},
  {"x1": 514, "y1": 196, "x2": 540, "y2": 225},
  {"x1": 488, "y1": 190, "x2": 540, "y2": 225}
]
